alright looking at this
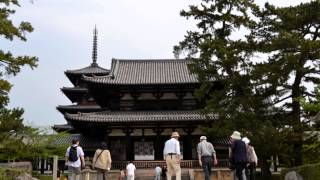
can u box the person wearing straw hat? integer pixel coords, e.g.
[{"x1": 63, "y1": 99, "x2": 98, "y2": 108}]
[
  {"x1": 242, "y1": 137, "x2": 258, "y2": 180},
  {"x1": 197, "y1": 136, "x2": 218, "y2": 180},
  {"x1": 163, "y1": 132, "x2": 181, "y2": 180},
  {"x1": 229, "y1": 131, "x2": 247, "y2": 180}
]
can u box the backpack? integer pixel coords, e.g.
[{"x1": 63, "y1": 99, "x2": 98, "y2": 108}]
[{"x1": 68, "y1": 146, "x2": 78, "y2": 162}]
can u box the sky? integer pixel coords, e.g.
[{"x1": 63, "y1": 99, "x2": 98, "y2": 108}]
[{"x1": 1, "y1": 0, "x2": 309, "y2": 127}]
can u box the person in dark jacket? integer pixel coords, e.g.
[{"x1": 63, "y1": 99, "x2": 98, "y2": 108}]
[
  {"x1": 229, "y1": 131, "x2": 247, "y2": 180},
  {"x1": 161, "y1": 165, "x2": 167, "y2": 180}
]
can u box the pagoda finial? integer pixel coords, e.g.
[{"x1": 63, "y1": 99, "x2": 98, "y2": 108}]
[{"x1": 92, "y1": 25, "x2": 98, "y2": 66}]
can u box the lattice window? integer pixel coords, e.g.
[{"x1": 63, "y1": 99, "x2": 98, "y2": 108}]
[{"x1": 134, "y1": 141, "x2": 154, "y2": 160}]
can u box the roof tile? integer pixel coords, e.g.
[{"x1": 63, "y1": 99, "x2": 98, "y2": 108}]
[
  {"x1": 65, "y1": 111, "x2": 216, "y2": 123},
  {"x1": 84, "y1": 59, "x2": 198, "y2": 85},
  {"x1": 65, "y1": 63, "x2": 110, "y2": 75}
]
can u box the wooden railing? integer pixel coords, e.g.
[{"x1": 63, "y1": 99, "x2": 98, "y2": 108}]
[{"x1": 111, "y1": 159, "x2": 230, "y2": 169}]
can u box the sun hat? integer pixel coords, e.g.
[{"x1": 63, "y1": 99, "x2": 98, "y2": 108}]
[
  {"x1": 171, "y1": 132, "x2": 180, "y2": 138},
  {"x1": 200, "y1": 136, "x2": 207, "y2": 140},
  {"x1": 242, "y1": 137, "x2": 250, "y2": 144},
  {"x1": 230, "y1": 131, "x2": 241, "y2": 140}
]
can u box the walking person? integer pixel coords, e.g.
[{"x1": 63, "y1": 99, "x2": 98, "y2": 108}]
[
  {"x1": 92, "y1": 142, "x2": 112, "y2": 180},
  {"x1": 242, "y1": 137, "x2": 258, "y2": 180},
  {"x1": 163, "y1": 132, "x2": 181, "y2": 180},
  {"x1": 197, "y1": 136, "x2": 218, "y2": 180},
  {"x1": 118, "y1": 169, "x2": 126, "y2": 180},
  {"x1": 154, "y1": 165, "x2": 162, "y2": 180},
  {"x1": 229, "y1": 131, "x2": 247, "y2": 180},
  {"x1": 161, "y1": 165, "x2": 167, "y2": 180},
  {"x1": 229, "y1": 149, "x2": 246, "y2": 180},
  {"x1": 65, "y1": 139, "x2": 85, "y2": 180},
  {"x1": 126, "y1": 161, "x2": 136, "y2": 180}
]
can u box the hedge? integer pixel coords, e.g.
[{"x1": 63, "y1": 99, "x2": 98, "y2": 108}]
[{"x1": 281, "y1": 163, "x2": 320, "y2": 180}]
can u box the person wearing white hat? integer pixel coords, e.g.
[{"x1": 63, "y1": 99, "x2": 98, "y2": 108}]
[
  {"x1": 242, "y1": 137, "x2": 258, "y2": 180},
  {"x1": 163, "y1": 132, "x2": 181, "y2": 180},
  {"x1": 197, "y1": 136, "x2": 218, "y2": 180},
  {"x1": 229, "y1": 131, "x2": 247, "y2": 180}
]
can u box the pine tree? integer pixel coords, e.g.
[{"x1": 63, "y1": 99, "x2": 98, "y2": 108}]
[
  {"x1": 174, "y1": 0, "x2": 260, "y2": 130},
  {"x1": 175, "y1": 0, "x2": 320, "y2": 175},
  {"x1": 173, "y1": 0, "x2": 285, "y2": 175},
  {"x1": 251, "y1": 1, "x2": 320, "y2": 166}
]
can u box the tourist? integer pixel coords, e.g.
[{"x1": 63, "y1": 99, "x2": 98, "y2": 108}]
[
  {"x1": 229, "y1": 149, "x2": 246, "y2": 180},
  {"x1": 197, "y1": 136, "x2": 218, "y2": 180},
  {"x1": 229, "y1": 131, "x2": 247, "y2": 180},
  {"x1": 154, "y1": 165, "x2": 162, "y2": 180},
  {"x1": 163, "y1": 131, "x2": 181, "y2": 180},
  {"x1": 92, "y1": 142, "x2": 112, "y2": 180},
  {"x1": 242, "y1": 137, "x2": 258, "y2": 180},
  {"x1": 118, "y1": 169, "x2": 126, "y2": 180},
  {"x1": 161, "y1": 165, "x2": 167, "y2": 180},
  {"x1": 65, "y1": 139, "x2": 85, "y2": 180},
  {"x1": 126, "y1": 161, "x2": 136, "y2": 180}
]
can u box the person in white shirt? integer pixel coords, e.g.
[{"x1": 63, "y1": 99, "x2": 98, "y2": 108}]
[
  {"x1": 126, "y1": 161, "x2": 136, "y2": 180},
  {"x1": 163, "y1": 132, "x2": 181, "y2": 180},
  {"x1": 65, "y1": 139, "x2": 85, "y2": 180},
  {"x1": 154, "y1": 166, "x2": 162, "y2": 180}
]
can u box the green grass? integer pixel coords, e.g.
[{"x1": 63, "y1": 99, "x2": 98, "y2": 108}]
[{"x1": 32, "y1": 173, "x2": 68, "y2": 180}]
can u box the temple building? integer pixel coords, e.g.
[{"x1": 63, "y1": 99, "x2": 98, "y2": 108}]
[{"x1": 54, "y1": 28, "x2": 229, "y2": 167}]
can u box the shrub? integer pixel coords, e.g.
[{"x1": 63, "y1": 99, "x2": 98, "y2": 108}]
[
  {"x1": 0, "y1": 168, "x2": 26, "y2": 180},
  {"x1": 280, "y1": 163, "x2": 320, "y2": 180}
]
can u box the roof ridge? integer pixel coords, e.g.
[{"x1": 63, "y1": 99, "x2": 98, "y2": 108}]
[
  {"x1": 111, "y1": 58, "x2": 189, "y2": 62},
  {"x1": 65, "y1": 64, "x2": 110, "y2": 74}
]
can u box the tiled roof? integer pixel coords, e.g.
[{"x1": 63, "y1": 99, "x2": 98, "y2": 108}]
[
  {"x1": 52, "y1": 134, "x2": 100, "y2": 149},
  {"x1": 83, "y1": 59, "x2": 199, "y2": 85},
  {"x1": 61, "y1": 87, "x2": 88, "y2": 92},
  {"x1": 212, "y1": 137, "x2": 232, "y2": 146},
  {"x1": 57, "y1": 105, "x2": 101, "y2": 110},
  {"x1": 65, "y1": 63, "x2": 110, "y2": 75},
  {"x1": 52, "y1": 124, "x2": 73, "y2": 130},
  {"x1": 53, "y1": 134, "x2": 230, "y2": 148},
  {"x1": 65, "y1": 111, "x2": 216, "y2": 123}
]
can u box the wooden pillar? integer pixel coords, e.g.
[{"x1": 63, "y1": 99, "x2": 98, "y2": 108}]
[
  {"x1": 52, "y1": 155, "x2": 58, "y2": 180},
  {"x1": 175, "y1": 91, "x2": 185, "y2": 110},
  {"x1": 153, "y1": 128, "x2": 164, "y2": 160},
  {"x1": 123, "y1": 128, "x2": 134, "y2": 161},
  {"x1": 40, "y1": 158, "x2": 45, "y2": 174},
  {"x1": 183, "y1": 127, "x2": 195, "y2": 160}
]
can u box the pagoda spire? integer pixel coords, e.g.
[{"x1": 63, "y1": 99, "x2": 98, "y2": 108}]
[{"x1": 91, "y1": 25, "x2": 98, "y2": 66}]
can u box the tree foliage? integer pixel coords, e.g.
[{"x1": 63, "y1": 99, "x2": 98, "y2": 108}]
[
  {"x1": 0, "y1": 0, "x2": 62, "y2": 161},
  {"x1": 250, "y1": 1, "x2": 320, "y2": 166},
  {"x1": 0, "y1": 0, "x2": 38, "y2": 106},
  {"x1": 175, "y1": 0, "x2": 320, "y2": 171}
]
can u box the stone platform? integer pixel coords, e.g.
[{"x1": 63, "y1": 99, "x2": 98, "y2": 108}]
[{"x1": 79, "y1": 168, "x2": 233, "y2": 180}]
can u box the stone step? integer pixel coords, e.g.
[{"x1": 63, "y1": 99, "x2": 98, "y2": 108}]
[
  {"x1": 135, "y1": 168, "x2": 189, "y2": 176},
  {"x1": 80, "y1": 168, "x2": 233, "y2": 180},
  {"x1": 134, "y1": 169, "x2": 190, "y2": 180},
  {"x1": 135, "y1": 176, "x2": 190, "y2": 180}
]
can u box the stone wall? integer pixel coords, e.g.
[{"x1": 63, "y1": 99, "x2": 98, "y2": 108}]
[
  {"x1": 0, "y1": 162, "x2": 32, "y2": 173},
  {"x1": 79, "y1": 168, "x2": 233, "y2": 180},
  {"x1": 190, "y1": 168, "x2": 233, "y2": 180}
]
